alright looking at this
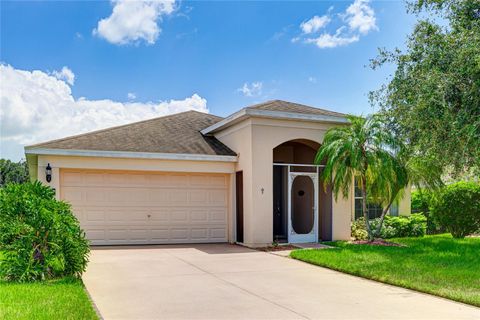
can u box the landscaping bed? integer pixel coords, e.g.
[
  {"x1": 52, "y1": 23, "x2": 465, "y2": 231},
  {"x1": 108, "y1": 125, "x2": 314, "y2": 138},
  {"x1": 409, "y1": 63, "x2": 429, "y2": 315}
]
[
  {"x1": 257, "y1": 244, "x2": 299, "y2": 252},
  {"x1": 290, "y1": 234, "x2": 480, "y2": 307}
]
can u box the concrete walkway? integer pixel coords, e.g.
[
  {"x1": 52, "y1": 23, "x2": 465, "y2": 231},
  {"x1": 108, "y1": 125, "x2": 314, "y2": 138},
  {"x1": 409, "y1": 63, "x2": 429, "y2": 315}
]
[{"x1": 83, "y1": 244, "x2": 480, "y2": 320}]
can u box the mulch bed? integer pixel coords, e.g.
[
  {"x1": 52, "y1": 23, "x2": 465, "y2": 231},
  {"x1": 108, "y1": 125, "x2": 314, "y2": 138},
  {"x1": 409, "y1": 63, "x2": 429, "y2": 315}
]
[
  {"x1": 351, "y1": 239, "x2": 405, "y2": 247},
  {"x1": 257, "y1": 244, "x2": 300, "y2": 251}
]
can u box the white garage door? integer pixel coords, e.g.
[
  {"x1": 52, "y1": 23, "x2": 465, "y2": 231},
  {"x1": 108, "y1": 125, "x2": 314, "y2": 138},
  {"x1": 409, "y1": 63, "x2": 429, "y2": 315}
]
[{"x1": 60, "y1": 169, "x2": 229, "y2": 245}]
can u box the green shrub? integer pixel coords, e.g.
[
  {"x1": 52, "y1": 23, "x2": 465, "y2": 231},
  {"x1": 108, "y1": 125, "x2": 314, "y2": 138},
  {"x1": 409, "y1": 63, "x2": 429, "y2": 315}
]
[
  {"x1": 431, "y1": 181, "x2": 480, "y2": 238},
  {"x1": 0, "y1": 182, "x2": 90, "y2": 281},
  {"x1": 411, "y1": 190, "x2": 442, "y2": 234},
  {"x1": 411, "y1": 190, "x2": 432, "y2": 214},
  {"x1": 351, "y1": 214, "x2": 427, "y2": 240}
]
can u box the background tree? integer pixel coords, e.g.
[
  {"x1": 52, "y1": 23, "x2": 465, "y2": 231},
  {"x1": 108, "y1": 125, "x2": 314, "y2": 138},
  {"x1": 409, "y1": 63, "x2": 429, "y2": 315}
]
[
  {"x1": 370, "y1": 0, "x2": 480, "y2": 177},
  {"x1": 0, "y1": 159, "x2": 29, "y2": 187}
]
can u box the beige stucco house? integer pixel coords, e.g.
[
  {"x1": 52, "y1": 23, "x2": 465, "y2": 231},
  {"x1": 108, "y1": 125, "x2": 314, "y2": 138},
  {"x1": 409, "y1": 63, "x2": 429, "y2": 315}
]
[{"x1": 25, "y1": 100, "x2": 411, "y2": 247}]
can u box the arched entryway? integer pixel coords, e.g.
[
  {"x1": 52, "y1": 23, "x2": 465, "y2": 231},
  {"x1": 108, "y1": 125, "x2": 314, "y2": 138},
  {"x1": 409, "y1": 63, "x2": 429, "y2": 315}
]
[{"x1": 272, "y1": 140, "x2": 332, "y2": 243}]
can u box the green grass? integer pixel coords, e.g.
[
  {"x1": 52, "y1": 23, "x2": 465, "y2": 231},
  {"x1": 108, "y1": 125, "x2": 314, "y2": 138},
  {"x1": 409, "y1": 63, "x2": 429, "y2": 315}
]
[
  {"x1": 0, "y1": 277, "x2": 98, "y2": 320},
  {"x1": 291, "y1": 234, "x2": 480, "y2": 307}
]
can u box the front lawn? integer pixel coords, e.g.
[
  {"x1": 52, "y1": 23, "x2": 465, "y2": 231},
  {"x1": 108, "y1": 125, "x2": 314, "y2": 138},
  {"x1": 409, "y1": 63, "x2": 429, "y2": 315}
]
[
  {"x1": 0, "y1": 277, "x2": 98, "y2": 320},
  {"x1": 291, "y1": 234, "x2": 480, "y2": 307}
]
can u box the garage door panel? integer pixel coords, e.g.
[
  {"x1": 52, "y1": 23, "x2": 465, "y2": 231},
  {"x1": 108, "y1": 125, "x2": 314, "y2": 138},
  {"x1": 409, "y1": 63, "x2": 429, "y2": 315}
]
[
  {"x1": 169, "y1": 174, "x2": 189, "y2": 186},
  {"x1": 190, "y1": 210, "x2": 208, "y2": 222},
  {"x1": 191, "y1": 228, "x2": 208, "y2": 240},
  {"x1": 190, "y1": 190, "x2": 208, "y2": 203},
  {"x1": 209, "y1": 190, "x2": 227, "y2": 205},
  {"x1": 130, "y1": 229, "x2": 149, "y2": 241},
  {"x1": 61, "y1": 169, "x2": 229, "y2": 245},
  {"x1": 85, "y1": 189, "x2": 107, "y2": 202},
  {"x1": 210, "y1": 228, "x2": 227, "y2": 240},
  {"x1": 169, "y1": 190, "x2": 189, "y2": 203},
  {"x1": 63, "y1": 171, "x2": 84, "y2": 185},
  {"x1": 210, "y1": 210, "x2": 227, "y2": 223},
  {"x1": 85, "y1": 229, "x2": 106, "y2": 243},
  {"x1": 62, "y1": 187, "x2": 84, "y2": 204},
  {"x1": 168, "y1": 209, "x2": 187, "y2": 222},
  {"x1": 147, "y1": 190, "x2": 169, "y2": 202},
  {"x1": 148, "y1": 174, "x2": 169, "y2": 186},
  {"x1": 85, "y1": 210, "x2": 105, "y2": 222},
  {"x1": 171, "y1": 228, "x2": 189, "y2": 240},
  {"x1": 209, "y1": 175, "x2": 228, "y2": 187}
]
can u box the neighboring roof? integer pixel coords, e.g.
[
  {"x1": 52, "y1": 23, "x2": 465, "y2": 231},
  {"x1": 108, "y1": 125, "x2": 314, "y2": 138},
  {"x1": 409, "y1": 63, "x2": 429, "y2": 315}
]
[
  {"x1": 246, "y1": 100, "x2": 346, "y2": 117},
  {"x1": 26, "y1": 111, "x2": 237, "y2": 157},
  {"x1": 201, "y1": 99, "x2": 348, "y2": 134}
]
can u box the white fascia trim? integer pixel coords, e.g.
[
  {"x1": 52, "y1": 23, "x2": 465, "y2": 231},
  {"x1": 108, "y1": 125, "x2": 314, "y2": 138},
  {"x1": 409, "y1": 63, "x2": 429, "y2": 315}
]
[
  {"x1": 201, "y1": 109, "x2": 248, "y2": 135},
  {"x1": 201, "y1": 108, "x2": 349, "y2": 134},
  {"x1": 24, "y1": 148, "x2": 238, "y2": 162}
]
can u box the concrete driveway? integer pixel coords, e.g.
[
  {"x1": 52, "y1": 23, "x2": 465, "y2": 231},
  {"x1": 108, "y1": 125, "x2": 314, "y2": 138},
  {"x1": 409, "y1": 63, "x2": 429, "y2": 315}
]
[{"x1": 83, "y1": 244, "x2": 479, "y2": 320}]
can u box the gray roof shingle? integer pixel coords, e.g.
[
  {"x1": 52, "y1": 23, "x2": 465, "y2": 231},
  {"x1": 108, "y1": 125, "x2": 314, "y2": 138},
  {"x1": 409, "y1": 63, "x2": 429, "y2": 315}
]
[
  {"x1": 246, "y1": 100, "x2": 346, "y2": 117},
  {"x1": 27, "y1": 111, "x2": 237, "y2": 156}
]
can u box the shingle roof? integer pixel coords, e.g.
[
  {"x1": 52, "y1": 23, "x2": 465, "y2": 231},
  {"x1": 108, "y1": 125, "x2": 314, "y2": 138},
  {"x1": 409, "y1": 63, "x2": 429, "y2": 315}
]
[
  {"x1": 27, "y1": 111, "x2": 237, "y2": 156},
  {"x1": 247, "y1": 100, "x2": 346, "y2": 117}
]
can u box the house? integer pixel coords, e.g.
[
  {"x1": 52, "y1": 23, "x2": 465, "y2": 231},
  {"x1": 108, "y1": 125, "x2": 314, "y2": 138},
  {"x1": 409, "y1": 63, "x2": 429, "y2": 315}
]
[{"x1": 25, "y1": 100, "x2": 411, "y2": 247}]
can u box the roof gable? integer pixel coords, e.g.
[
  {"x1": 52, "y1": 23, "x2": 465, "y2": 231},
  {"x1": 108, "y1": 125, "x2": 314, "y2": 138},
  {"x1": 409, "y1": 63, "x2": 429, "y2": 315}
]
[{"x1": 201, "y1": 100, "x2": 348, "y2": 134}]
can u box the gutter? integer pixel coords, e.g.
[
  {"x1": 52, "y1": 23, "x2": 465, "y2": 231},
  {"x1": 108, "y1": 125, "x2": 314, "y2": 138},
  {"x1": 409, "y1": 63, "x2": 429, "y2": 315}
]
[{"x1": 24, "y1": 148, "x2": 238, "y2": 163}]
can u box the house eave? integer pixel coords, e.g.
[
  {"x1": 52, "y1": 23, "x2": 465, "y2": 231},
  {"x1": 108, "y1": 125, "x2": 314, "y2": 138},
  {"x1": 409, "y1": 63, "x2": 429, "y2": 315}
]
[
  {"x1": 201, "y1": 108, "x2": 349, "y2": 135},
  {"x1": 24, "y1": 148, "x2": 238, "y2": 163}
]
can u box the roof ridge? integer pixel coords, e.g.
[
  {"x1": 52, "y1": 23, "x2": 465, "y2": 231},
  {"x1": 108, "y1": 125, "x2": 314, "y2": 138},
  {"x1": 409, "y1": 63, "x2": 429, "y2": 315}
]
[
  {"x1": 245, "y1": 99, "x2": 346, "y2": 116},
  {"x1": 26, "y1": 110, "x2": 220, "y2": 149}
]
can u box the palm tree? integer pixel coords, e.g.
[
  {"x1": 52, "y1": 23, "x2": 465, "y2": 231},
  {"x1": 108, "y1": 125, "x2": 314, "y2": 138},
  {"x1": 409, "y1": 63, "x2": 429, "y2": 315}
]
[{"x1": 315, "y1": 114, "x2": 410, "y2": 240}]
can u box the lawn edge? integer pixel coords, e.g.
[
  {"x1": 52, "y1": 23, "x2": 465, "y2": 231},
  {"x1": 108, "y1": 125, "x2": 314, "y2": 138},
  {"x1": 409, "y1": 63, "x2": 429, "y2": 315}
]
[
  {"x1": 290, "y1": 249, "x2": 480, "y2": 309},
  {"x1": 82, "y1": 279, "x2": 103, "y2": 320}
]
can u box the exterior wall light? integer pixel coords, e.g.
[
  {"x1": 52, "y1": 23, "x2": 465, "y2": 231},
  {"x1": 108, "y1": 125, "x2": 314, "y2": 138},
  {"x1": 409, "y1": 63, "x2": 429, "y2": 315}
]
[{"x1": 45, "y1": 163, "x2": 52, "y2": 183}]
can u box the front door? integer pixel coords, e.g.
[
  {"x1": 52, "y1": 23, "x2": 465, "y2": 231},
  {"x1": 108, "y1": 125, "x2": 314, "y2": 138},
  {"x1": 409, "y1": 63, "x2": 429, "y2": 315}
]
[
  {"x1": 288, "y1": 172, "x2": 318, "y2": 243},
  {"x1": 273, "y1": 166, "x2": 287, "y2": 241}
]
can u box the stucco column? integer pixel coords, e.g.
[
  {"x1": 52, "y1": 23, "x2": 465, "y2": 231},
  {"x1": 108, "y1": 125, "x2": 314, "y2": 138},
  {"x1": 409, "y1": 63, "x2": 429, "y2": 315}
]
[
  {"x1": 249, "y1": 138, "x2": 274, "y2": 246},
  {"x1": 331, "y1": 189, "x2": 352, "y2": 241}
]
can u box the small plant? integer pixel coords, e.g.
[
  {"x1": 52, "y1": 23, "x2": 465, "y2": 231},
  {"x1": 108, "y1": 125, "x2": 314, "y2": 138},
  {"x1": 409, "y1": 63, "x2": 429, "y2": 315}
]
[
  {"x1": 272, "y1": 240, "x2": 279, "y2": 248},
  {"x1": 431, "y1": 181, "x2": 480, "y2": 238},
  {"x1": 351, "y1": 218, "x2": 369, "y2": 240},
  {"x1": 0, "y1": 181, "x2": 90, "y2": 281}
]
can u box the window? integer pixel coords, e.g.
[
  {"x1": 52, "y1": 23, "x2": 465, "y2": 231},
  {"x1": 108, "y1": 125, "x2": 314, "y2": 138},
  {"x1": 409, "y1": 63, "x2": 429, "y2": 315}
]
[
  {"x1": 390, "y1": 202, "x2": 399, "y2": 216},
  {"x1": 354, "y1": 179, "x2": 384, "y2": 220}
]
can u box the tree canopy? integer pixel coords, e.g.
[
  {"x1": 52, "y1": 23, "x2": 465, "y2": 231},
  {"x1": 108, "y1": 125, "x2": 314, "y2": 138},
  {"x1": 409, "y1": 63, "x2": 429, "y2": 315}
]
[
  {"x1": 315, "y1": 115, "x2": 409, "y2": 239},
  {"x1": 0, "y1": 159, "x2": 29, "y2": 187},
  {"x1": 370, "y1": 0, "x2": 480, "y2": 177}
]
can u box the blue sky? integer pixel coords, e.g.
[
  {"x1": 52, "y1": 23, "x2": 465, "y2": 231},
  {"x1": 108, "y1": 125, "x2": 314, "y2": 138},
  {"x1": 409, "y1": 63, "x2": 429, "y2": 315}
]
[{"x1": 0, "y1": 0, "x2": 416, "y2": 160}]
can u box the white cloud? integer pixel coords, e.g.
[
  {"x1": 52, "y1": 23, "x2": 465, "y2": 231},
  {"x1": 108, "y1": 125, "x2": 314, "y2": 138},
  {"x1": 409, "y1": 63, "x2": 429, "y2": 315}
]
[
  {"x1": 93, "y1": 0, "x2": 176, "y2": 45},
  {"x1": 52, "y1": 66, "x2": 75, "y2": 85},
  {"x1": 237, "y1": 82, "x2": 263, "y2": 97},
  {"x1": 0, "y1": 64, "x2": 208, "y2": 160},
  {"x1": 308, "y1": 76, "x2": 317, "y2": 83},
  {"x1": 343, "y1": 0, "x2": 377, "y2": 35},
  {"x1": 127, "y1": 92, "x2": 136, "y2": 100},
  {"x1": 305, "y1": 28, "x2": 359, "y2": 49},
  {"x1": 300, "y1": 15, "x2": 330, "y2": 34},
  {"x1": 294, "y1": 0, "x2": 377, "y2": 49}
]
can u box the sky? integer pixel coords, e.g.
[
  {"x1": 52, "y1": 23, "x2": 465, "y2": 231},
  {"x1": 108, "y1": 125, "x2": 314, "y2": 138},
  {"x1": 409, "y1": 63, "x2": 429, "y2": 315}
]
[{"x1": 0, "y1": 0, "x2": 417, "y2": 161}]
